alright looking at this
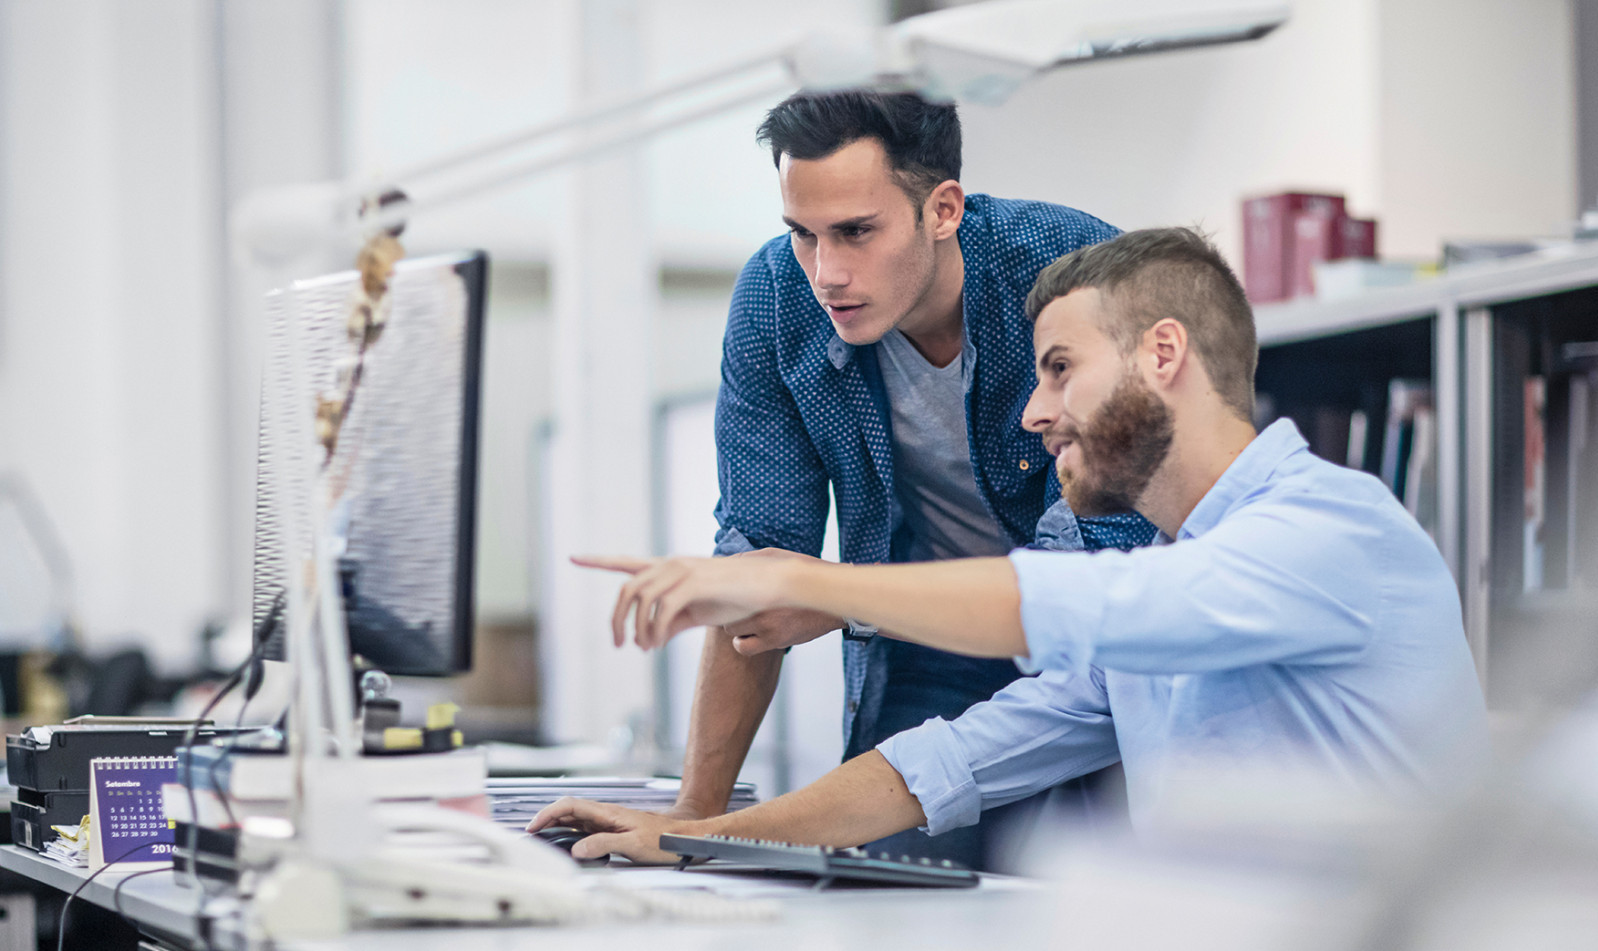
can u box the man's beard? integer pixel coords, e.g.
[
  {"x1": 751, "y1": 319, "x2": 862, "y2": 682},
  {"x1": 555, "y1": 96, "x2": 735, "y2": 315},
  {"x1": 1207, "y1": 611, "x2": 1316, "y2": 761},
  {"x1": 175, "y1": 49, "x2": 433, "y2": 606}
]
[{"x1": 1057, "y1": 370, "x2": 1174, "y2": 518}]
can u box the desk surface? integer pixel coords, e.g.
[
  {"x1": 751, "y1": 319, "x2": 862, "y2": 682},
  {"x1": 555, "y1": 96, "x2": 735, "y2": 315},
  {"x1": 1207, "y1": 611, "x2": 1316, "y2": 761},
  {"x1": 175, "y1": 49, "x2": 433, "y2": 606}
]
[{"x1": 0, "y1": 844, "x2": 1048, "y2": 950}]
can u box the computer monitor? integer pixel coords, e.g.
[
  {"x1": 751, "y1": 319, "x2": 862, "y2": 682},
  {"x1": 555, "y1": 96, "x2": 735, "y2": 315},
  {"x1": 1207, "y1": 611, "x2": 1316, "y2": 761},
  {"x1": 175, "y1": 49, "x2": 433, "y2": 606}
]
[{"x1": 251, "y1": 250, "x2": 487, "y2": 676}]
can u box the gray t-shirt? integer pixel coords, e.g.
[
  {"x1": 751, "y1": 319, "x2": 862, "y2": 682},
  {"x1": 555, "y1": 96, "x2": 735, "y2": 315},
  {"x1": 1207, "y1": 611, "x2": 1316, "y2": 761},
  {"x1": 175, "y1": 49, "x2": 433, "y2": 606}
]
[{"x1": 876, "y1": 329, "x2": 1015, "y2": 563}]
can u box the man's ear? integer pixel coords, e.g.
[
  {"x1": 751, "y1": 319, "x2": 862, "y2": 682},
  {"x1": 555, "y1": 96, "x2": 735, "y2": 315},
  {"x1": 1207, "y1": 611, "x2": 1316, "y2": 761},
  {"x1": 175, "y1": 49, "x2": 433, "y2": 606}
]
[
  {"x1": 1143, "y1": 318, "x2": 1188, "y2": 389},
  {"x1": 926, "y1": 180, "x2": 964, "y2": 240}
]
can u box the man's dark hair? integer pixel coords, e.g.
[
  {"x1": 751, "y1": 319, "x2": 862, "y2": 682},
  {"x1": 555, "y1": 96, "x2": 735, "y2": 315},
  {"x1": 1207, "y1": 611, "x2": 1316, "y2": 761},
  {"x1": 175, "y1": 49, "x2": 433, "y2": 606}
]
[
  {"x1": 1025, "y1": 228, "x2": 1258, "y2": 420},
  {"x1": 756, "y1": 91, "x2": 961, "y2": 209}
]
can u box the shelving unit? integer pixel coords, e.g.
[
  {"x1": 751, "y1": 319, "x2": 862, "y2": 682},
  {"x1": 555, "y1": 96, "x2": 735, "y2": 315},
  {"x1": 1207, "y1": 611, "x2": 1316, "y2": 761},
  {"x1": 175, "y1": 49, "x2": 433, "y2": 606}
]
[{"x1": 1253, "y1": 241, "x2": 1598, "y2": 704}]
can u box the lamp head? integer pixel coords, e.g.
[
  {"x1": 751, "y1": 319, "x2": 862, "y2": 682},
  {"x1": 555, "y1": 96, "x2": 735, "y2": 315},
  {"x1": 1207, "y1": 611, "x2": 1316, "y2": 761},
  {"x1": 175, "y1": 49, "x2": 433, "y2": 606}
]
[{"x1": 790, "y1": 0, "x2": 1290, "y2": 105}]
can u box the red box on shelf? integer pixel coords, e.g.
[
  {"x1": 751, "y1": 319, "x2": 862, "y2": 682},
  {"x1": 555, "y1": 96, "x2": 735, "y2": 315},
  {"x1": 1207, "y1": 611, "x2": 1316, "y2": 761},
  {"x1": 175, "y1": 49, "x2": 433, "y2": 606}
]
[
  {"x1": 1341, "y1": 217, "x2": 1378, "y2": 259},
  {"x1": 1290, "y1": 210, "x2": 1340, "y2": 298},
  {"x1": 1241, "y1": 191, "x2": 1345, "y2": 303}
]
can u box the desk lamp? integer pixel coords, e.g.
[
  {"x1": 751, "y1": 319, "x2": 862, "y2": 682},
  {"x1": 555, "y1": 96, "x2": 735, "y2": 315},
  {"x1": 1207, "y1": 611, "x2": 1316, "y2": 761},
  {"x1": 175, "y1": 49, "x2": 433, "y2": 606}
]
[{"x1": 229, "y1": 0, "x2": 1289, "y2": 939}]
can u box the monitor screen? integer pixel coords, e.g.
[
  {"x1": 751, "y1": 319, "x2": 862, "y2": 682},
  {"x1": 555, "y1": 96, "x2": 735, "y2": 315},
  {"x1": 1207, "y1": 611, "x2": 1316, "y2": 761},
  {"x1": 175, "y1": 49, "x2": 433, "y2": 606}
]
[{"x1": 251, "y1": 251, "x2": 487, "y2": 676}]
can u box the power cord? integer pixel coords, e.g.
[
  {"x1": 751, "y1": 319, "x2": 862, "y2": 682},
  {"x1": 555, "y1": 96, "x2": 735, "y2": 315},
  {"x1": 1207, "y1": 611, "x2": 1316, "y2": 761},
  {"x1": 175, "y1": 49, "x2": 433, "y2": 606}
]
[
  {"x1": 200, "y1": 591, "x2": 286, "y2": 834},
  {"x1": 110, "y1": 866, "x2": 166, "y2": 917},
  {"x1": 55, "y1": 842, "x2": 163, "y2": 951},
  {"x1": 176, "y1": 601, "x2": 280, "y2": 951}
]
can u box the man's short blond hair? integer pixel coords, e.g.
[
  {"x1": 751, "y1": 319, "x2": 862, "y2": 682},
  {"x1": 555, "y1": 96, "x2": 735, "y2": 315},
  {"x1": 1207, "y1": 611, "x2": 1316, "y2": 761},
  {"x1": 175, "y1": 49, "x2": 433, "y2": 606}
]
[{"x1": 1025, "y1": 227, "x2": 1258, "y2": 421}]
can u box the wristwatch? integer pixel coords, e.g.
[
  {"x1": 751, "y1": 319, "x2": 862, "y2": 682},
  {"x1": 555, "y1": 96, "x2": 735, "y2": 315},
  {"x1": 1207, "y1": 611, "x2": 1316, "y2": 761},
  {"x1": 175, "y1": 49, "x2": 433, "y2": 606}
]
[{"x1": 842, "y1": 618, "x2": 878, "y2": 642}]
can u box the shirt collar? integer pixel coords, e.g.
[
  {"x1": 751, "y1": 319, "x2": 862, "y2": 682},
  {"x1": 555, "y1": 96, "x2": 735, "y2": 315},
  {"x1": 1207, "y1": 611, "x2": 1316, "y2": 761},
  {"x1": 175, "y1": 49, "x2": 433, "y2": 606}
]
[
  {"x1": 827, "y1": 335, "x2": 852, "y2": 369},
  {"x1": 1176, "y1": 417, "x2": 1307, "y2": 540}
]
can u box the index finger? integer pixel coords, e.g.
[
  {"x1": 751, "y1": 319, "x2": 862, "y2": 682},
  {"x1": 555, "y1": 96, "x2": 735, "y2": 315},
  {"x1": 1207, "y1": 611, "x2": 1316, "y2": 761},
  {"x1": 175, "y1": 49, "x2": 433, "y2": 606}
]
[
  {"x1": 527, "y1": 796, "x2": 620, "y2": 833},
  {"x1": 571, "y1": 554, "x2": 658, "y2": 574}
]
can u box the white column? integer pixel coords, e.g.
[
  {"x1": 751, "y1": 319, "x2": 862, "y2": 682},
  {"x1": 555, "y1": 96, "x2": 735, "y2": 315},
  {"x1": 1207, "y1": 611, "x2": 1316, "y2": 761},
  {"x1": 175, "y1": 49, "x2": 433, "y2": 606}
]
[
  {"x1": 218, "y1": 0, "x2": 347, "y2": 623},
  {"x1": 542, "y1": 0, "x2": 657, "y2": 744},
  {"x1": 0, "y1": 0, "x2": 227, "y2": 671}
]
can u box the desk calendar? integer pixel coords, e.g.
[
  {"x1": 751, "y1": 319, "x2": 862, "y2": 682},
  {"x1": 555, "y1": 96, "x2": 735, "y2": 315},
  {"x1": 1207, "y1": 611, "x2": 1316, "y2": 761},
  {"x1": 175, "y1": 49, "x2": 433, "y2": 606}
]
[{"x1": 89, "y1": 756, "x2": 178, "y2": 870}]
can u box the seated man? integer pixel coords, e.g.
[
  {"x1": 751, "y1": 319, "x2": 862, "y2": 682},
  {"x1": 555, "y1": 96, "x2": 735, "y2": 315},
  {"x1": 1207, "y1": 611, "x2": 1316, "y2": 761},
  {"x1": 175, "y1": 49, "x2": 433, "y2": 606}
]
[{"x1": 535, "y1": 227, "x2": 1489, "y2": 863}]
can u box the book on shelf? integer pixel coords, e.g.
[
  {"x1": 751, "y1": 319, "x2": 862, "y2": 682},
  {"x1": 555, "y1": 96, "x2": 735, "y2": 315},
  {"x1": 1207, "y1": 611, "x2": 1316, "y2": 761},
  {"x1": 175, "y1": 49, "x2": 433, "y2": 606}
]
[
  {"x1": 1290, "y1": 210, "x2": 1340, "y2": 299},
  {"x1": 1372, "y1": 379, "x2": 1439, "y2": 538},
  {"x1": 1240, "y1": 191, "x2": 1378, "y2": 302},
  {"x1": 1567, "y1": 372, "x2": 1590, "y2": 586},
  {"x1": 1405, "y1": 407, "x2": 1438, "y2": 539},
  {"x1": 1346, "y1": 409, "x2": 1370, "y2": 471},
  {"x1": 1557, "y1": 343, "x2": 1598, "y2": 590},
  {"x1": 1242, "y1": 191, "x2": 1345, "y2": 303},
  {"x1": 1525, "y1": 376, "x2": 1547, "y2": 592},
  {"x1": 1379, "y1": 380, "x2": 1431, "y2": 492},
  {"x1": 1340, "y1": 216, "x2": 1378, "y2": 258},
  {"x1": 1311, "y1": 258, "x2": 1427, "y2": 301}
]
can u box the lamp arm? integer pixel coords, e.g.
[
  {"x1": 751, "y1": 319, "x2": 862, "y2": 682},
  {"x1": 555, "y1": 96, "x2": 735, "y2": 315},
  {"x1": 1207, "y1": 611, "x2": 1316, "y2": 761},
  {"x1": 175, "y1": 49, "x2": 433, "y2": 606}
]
[
  {"x1": 368, "y1": 72, "x2": 795, "y2": 232},
  {"x1": 366, "y1": 42, "x2": 801, "y2": 198}
]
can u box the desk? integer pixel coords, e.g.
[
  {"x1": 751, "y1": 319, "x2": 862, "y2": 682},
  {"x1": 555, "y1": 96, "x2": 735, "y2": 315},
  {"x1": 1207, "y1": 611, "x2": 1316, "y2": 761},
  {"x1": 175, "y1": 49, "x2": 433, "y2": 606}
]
[{"x1": 0, "y1": 845, "x2": 1047, "y2": 950}]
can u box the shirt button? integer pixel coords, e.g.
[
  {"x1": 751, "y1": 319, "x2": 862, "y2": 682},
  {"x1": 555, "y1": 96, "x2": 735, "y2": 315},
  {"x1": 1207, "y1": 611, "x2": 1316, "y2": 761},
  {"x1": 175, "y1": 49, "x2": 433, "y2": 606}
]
[
  {"x1": 847, "y1": 700, "x2": 859, "y2": 714},
  {"x1": 1018, "y1": 459, "x2": 1030, "y2": 471}
]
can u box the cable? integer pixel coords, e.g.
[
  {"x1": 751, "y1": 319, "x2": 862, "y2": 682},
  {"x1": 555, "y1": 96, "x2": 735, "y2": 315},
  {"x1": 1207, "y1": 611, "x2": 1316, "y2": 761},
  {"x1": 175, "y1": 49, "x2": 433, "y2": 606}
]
[
  {"x1": 204, "y1": 672, "x2": 260, "y2": 830},
  {"x1": 200, "y1": 590, "x2": 286, "y2": 831},
  {"x1": 55, "y1": 842, "x2": 161, "y2": 951},
  {"x1": 49, "y1": 600, "x2": 284, "y2": 951},
  {"x1": 110, "y1": 867, "x2": 166, "y2": 918},
  {"x1": 177, "y1": 612, "x2": 279, "y2": 951}
]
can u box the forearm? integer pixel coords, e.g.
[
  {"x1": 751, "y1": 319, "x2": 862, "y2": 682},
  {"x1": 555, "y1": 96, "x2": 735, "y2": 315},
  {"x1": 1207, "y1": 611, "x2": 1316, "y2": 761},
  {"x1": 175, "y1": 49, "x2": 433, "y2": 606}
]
[
  {"x1": 698, "y1": 750, "x2": 926, "y2": 847},
  {"x1": 674, "y1": 630, "x2": 783, "y2": 817},
  {"x1": 785, "y1": 558, "x2": 1028, "y2": 659}
]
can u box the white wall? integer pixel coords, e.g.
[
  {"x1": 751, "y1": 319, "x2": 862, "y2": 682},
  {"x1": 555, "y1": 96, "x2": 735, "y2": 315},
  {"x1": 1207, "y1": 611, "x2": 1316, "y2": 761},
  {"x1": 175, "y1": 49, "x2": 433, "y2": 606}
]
[
  {"x1": 1376, "y1": 0, "x2": 1576, "y2": 256},
  {"x1": 342, "y1": 0, "x2": 879, "y2": 268},
  {"x1": 341, "y1": 0, "x2": 577, "y2": 260},
  {"x1": 962, "y1": 0, "x2": 1381, "y2": 264},
  {"x1": 216, "y1": 0, "x2": 347, "y2": 617},
  {"x1": 0, "y1": 0, "x2": 226, "y2": 671},
  {"x1": 962, "y1": 0, "x2": 1575, "y2": 266}
]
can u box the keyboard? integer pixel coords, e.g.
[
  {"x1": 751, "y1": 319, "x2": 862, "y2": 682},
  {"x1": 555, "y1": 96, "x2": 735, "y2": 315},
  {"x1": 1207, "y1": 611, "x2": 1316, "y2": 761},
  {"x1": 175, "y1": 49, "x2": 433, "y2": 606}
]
[{"x1": 657, "y1": 833, "x2": 979, "y2": 888}]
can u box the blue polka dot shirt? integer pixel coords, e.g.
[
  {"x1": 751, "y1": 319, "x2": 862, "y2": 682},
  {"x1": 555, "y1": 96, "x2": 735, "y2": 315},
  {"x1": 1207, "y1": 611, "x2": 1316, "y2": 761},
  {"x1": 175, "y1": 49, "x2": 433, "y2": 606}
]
[{"x1": 712, "y1": 194, "x2": 1159, "y2": 744}]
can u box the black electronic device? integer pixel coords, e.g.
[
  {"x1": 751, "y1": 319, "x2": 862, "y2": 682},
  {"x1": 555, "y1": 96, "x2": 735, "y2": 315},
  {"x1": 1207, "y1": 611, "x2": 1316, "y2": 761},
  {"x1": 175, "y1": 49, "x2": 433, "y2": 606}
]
[
  {"x1": 531, "y1": 826, "x2": 609, "y2": 868},
  {"x1": 10, "y1": 788, "x2": 87, "y2": 851},
  {"x1": 7, "y1": 721, "x2": 249, "y2": 853},
  {"x1": 170, "y1": 821, "x2": 240, "y2": 885},
  {"x1": 251, "y1": 251, "x2": 488, "y2": 676},
  {"x1": 6, "y1": 724, "x2": 247, "y2": 792},
  {"x1": 657, "y1": 833, "x2": 979, "y2": 888}
]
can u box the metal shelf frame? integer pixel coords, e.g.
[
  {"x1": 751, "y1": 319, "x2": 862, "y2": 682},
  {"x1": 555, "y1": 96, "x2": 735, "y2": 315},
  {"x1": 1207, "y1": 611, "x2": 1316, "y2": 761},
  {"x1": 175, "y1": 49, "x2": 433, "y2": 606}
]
[{"x1": 1253, "y1": 242, "x2": 1598, "y2": 687}]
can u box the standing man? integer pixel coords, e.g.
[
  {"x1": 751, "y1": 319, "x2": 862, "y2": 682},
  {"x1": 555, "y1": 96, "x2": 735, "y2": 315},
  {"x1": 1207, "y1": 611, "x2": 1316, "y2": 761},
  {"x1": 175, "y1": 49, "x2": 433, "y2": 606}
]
[
  {"x1": 674, "y1": 90, "x2": 1153, "y2": 869},
  {"x1": 542, "y1": 228, "x2": 1487, "y2": 864}
]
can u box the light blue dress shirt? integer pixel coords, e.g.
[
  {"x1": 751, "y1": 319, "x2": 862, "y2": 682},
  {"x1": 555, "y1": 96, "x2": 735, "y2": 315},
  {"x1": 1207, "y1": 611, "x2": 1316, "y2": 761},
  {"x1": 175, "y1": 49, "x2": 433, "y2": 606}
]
[{"x1": 877, "y1": 419, "x2": 1489, "y2": 834}]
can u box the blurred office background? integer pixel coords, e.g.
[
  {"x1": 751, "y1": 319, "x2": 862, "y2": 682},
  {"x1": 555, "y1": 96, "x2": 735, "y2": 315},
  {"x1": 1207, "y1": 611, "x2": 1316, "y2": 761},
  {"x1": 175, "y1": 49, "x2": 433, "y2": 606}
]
[{"x1": 0, "y1": 0, "x2": 1589, "y2": 797}]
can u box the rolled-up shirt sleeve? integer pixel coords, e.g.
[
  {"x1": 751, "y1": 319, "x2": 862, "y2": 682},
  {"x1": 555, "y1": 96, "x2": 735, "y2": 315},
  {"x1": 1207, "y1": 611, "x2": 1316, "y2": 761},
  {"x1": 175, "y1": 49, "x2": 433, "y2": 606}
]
[{"x1": 877, "y1": 667, "x2": 1119, "y2": 835}]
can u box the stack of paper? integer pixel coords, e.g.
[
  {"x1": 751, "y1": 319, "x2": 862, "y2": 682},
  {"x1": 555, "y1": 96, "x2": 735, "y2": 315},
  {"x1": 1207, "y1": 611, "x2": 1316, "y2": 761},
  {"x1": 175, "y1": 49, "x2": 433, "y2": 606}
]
[
  {"x1": 43, "y1": 818, "x2": 89, "y2": 868},
  {"x1": 486, "y1": 777, "x2": 758, "y2": 828}
]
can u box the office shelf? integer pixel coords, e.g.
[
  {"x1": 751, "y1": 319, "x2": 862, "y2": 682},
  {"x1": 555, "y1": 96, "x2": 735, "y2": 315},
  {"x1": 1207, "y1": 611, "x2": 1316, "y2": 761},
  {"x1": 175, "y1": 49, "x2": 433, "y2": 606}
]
[{"x1": 1252, "y1": 241, "x2": 1598, "y2": 701}]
